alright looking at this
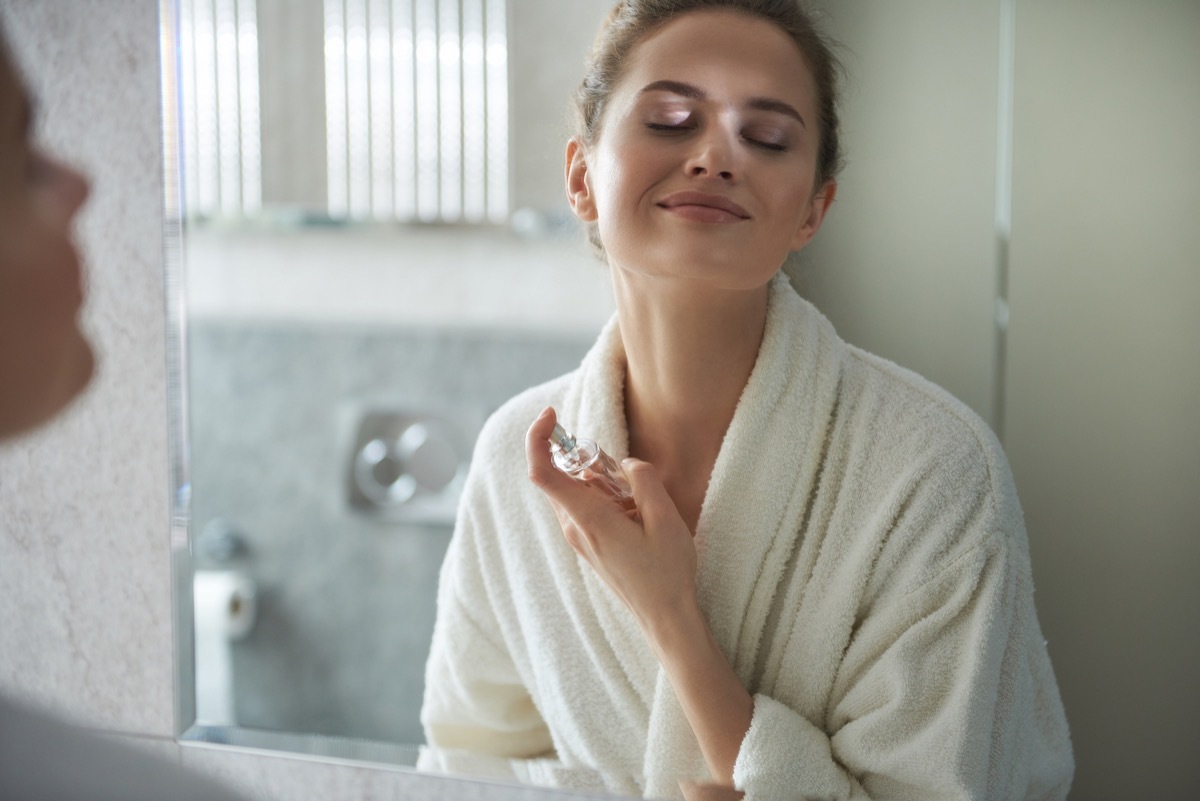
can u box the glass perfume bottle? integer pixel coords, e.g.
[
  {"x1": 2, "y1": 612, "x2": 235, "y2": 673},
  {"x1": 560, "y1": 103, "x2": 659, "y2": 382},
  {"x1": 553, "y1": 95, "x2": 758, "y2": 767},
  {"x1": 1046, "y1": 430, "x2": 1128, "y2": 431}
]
[{"x1": 549, "y1": 422, "x2": 638, "y2": 515}]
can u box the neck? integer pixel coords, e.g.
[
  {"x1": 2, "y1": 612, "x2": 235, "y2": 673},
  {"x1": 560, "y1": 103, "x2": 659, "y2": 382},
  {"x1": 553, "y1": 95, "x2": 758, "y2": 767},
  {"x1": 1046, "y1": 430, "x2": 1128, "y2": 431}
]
[{"x1": 612, "y1": 270, "x2": 772, "y2": 527}]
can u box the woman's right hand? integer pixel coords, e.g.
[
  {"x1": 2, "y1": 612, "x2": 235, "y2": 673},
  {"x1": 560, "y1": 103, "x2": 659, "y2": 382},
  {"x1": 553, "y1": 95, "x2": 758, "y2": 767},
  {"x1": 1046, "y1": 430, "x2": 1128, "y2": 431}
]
[
  {"x1": 527, "y1": 406, "x2": 755, "y2": 786},
  {"x1": 525, "y1": 406, "x2": 700, "y2": 635}
]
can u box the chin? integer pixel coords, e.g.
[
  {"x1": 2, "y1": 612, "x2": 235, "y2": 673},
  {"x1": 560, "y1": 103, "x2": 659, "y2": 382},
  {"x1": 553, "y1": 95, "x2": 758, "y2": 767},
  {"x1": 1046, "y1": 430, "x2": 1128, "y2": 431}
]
[
  {"x1": 675, "y1": 264, "x2": 780, "y2": 293},
  {"x1": 61, "y1": 335, "x2": 96, "y2": 407},
  {"x1": 3, "y1": 335, "x2": 97, "y2": 439}
]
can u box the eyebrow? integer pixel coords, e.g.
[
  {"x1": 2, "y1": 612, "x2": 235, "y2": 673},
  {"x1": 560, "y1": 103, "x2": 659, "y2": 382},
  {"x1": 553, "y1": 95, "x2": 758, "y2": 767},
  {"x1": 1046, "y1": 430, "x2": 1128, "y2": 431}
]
[{"x1": 638, "y1": 79, "x2": 807, "y2": 128}]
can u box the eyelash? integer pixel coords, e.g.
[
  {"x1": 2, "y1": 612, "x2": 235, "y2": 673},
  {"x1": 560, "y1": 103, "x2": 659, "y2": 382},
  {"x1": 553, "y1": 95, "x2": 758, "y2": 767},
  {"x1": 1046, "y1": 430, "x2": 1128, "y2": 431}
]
[{"x1": 644, "y1": 122, "x2": 788, "y2": 153}]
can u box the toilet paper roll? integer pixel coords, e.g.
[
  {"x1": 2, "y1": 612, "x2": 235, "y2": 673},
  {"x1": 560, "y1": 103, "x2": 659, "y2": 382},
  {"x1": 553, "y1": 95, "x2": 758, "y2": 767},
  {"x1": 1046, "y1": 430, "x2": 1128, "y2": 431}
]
[
  {"x1": 193, "y1": 570, "x2": 257, "y2": 726},
  {"x1": 193, "y1": 570, "x2": 257, "y2": 640}
]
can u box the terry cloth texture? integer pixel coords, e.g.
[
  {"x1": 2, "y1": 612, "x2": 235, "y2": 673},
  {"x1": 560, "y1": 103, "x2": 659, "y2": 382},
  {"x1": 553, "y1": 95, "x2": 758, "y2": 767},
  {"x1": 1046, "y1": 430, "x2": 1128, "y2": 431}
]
[{"x1": 420, "y1": 275, "x2": 1074, "y2": 801}]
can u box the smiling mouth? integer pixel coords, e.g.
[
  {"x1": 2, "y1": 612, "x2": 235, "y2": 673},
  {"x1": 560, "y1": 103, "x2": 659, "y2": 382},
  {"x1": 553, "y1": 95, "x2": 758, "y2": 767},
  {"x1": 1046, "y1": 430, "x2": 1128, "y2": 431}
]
[{"x1": 657, "y1": 191, "x2": 751, "y2": 223}]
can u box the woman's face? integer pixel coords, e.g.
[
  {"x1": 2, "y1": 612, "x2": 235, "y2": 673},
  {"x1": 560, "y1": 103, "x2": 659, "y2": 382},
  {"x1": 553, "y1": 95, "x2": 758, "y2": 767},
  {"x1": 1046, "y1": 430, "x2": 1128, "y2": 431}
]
[
  {"x1": 0, "y1": 48, "x2": 93, "y2": 439},
  {"x1": 567, "y1": 10, "x2": 835, "y2": 291}
]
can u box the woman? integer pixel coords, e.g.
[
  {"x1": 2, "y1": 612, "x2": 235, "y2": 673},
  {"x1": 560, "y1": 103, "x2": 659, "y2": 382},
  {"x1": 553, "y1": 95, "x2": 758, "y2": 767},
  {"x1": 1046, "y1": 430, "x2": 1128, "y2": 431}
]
[
  {"x1": 0, "y1": 31, "x2": 248, "y2": 801},
  {"x1": 421, "y1": 2, "x2": 1073, "y2": 799}
]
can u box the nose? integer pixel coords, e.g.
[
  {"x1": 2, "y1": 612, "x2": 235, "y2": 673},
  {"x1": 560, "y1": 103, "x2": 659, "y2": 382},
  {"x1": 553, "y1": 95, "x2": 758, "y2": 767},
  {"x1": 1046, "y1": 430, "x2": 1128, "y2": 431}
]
[{"x1": 684, "y1": 120, "x2": 739, "y2": 181}]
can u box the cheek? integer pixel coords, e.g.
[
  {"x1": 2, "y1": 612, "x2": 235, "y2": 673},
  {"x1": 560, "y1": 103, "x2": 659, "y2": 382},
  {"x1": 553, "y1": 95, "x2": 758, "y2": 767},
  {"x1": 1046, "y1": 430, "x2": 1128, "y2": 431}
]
[
  {"x1": 590, "y1": 153, "x2": 635, "y2": 228},
  {"x1": 774, "y1": 186, "x2": 818, "y2": 243},
  {"x1": 593, "y1": 131, "x2": 659, "y2": 201}
]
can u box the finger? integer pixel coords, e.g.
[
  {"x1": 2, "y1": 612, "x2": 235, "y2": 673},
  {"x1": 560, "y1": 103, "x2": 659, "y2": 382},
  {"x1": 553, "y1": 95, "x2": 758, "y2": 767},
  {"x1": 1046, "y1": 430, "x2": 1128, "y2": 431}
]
[
  {"x1": 559, "y1": 517, "x2": 601, "y2": 565},
  {"x1": 525, "y1": 406, "x2": 573, "y2": 493},
  {"x1": 545, "y1": 486, "x2": 607, "y2": 565},
  {"x1": 622, "y1": 458, "x2": 691, "y2": 534},
  {"x1": 524, "y1": 406, "x2": 622, "y2": 528}
]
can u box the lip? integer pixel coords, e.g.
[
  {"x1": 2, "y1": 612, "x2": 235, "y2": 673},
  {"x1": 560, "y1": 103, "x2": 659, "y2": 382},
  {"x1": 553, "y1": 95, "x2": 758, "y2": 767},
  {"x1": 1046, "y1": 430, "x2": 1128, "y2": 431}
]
[
  {"x1": 68, "y1": 250, "x2": 85, "y2": 307},
  {"x1": 657, "y1": 191, "x2": 750, "y2": 222}
]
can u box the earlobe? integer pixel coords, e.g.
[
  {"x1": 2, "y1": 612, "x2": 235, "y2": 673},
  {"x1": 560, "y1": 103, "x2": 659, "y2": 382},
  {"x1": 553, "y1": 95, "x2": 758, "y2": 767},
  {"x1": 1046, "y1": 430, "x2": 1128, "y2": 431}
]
[
  {"x1": 789, "y1": 179, "x2": 838, "y2": 251},
  {"x1": 565, "y1": 138, "x2": 598, "y2": 222}
]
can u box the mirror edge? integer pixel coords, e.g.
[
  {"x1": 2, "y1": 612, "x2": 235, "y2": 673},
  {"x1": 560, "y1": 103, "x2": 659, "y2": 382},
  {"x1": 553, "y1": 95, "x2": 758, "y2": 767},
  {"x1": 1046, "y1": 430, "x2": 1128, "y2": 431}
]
[{"x1": 159, "y1": 0, "x2": 198, "y2": 742}]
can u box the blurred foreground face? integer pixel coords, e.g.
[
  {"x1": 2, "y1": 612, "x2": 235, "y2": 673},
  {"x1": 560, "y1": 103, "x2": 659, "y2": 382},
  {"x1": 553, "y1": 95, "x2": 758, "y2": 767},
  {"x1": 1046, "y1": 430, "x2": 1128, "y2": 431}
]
[{"x1": 0, "y1": 44, "x2": 93, "y2": 440}]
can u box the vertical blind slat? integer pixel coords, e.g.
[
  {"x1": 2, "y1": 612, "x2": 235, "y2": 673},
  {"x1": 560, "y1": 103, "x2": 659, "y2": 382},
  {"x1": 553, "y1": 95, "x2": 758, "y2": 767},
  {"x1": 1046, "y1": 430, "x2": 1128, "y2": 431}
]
[{"x1": 325, "y1": 0, "x2": 349, "y2": 218}]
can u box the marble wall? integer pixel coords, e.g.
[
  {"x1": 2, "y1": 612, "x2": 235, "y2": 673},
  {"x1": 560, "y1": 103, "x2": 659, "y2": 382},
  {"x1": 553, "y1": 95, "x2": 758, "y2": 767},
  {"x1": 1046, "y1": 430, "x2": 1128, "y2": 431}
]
[{"x1": 0, "y1": 2, "x2": 599, "y2": 799}]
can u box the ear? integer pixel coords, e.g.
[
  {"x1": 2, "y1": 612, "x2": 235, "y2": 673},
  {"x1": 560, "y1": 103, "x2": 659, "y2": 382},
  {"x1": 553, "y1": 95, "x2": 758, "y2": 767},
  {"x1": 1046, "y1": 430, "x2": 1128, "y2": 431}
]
[
  {"x1": 565, "y1": 138, "x2": 598, "y2": 222},
  {"x1": 789, "y1": 179, "x2": 837, "y2": 251}
]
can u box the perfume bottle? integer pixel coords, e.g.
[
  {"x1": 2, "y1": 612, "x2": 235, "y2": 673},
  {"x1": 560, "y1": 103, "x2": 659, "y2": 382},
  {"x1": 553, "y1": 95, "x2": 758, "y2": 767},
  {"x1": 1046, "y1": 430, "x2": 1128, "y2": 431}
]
[{"x1": 548, "y1": 422, "x2": 638, "y2": 515}]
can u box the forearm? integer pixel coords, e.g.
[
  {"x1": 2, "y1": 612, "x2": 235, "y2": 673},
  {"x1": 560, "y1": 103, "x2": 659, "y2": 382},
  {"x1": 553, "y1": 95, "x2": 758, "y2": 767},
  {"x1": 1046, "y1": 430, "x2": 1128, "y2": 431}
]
[
  {"x1": 643, "y1": 599, "x2": 754, "y2": 786},
  {"x1": 525, "y1": 424, "x2": 754, "y2": 783}
]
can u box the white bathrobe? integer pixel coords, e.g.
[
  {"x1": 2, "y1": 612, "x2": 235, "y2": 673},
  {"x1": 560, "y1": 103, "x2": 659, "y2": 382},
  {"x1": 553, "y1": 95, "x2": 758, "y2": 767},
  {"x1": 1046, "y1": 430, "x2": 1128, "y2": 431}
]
[{"x1": 420, "y1": 276, "x2": 1073, "y2": 800}]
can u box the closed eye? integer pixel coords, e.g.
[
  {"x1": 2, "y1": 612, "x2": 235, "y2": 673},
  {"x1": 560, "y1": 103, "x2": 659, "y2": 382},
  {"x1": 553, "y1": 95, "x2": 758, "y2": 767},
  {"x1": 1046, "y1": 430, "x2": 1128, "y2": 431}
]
[
  {"x1": 743, "y1": 135, "x2": 788, "y2": 153},
  {"x1": 645, "y1": 121, "x2": 789, "y2": 152},
  {"x1": 646, "y1": 122, "x2": 693, "y2": 133}
]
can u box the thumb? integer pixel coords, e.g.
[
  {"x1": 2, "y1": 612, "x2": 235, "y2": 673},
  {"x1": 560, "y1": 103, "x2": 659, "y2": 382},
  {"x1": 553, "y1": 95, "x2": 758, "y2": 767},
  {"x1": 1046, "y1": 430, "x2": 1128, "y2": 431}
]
[{"x1": 621, "y1": 458, "x2": 688, "y2": 532}]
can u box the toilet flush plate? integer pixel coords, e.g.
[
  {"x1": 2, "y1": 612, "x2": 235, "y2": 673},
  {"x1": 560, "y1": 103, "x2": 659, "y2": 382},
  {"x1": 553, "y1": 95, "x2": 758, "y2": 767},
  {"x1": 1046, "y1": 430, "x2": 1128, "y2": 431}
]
[{"x1": 345, "y1": 409, "x2": 471, "y2": 525}]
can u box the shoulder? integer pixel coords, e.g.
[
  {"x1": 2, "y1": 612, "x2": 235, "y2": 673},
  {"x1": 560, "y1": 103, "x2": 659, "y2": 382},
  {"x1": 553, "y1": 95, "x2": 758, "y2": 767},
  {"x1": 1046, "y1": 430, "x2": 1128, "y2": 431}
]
[
  {"x1": 453, "y1": 368, "x2": 579, "y2": 532},
  {"x1": 777, "y1": 283, "x2": 1012, "y2": 510},
  {"x1": 470, "y1": 369, "x2": 577, "y2": 476},
  {"x1": 831, "y1": 345, "x2": 1027, "y2": 583},
  {"x1": 846, "y1": 345, "x2": 1014, "y2": 506},
  {"x1": 440, "y1": 370, "x2": 578, "y2": 603}
]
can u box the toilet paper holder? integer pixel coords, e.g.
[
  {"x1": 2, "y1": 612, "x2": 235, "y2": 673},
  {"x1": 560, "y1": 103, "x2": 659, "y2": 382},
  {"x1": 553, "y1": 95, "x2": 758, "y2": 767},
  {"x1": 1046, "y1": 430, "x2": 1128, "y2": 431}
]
[{"x1": 193, "y1": 570, "x2": 258, "y2": 727}]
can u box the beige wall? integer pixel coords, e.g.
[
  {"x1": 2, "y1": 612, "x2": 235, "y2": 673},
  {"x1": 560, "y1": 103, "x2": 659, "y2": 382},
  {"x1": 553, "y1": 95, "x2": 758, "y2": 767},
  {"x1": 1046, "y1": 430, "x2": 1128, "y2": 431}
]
[
  {"x1": 1005, "y1": 2, "x2": 1200, "y2": 799},
  {"x1": 809, "y1": 1, "x2": 1200, "y2": 799},
  {"x1": 800, "y1": 0, "x2": 1002, "y2": 426}
]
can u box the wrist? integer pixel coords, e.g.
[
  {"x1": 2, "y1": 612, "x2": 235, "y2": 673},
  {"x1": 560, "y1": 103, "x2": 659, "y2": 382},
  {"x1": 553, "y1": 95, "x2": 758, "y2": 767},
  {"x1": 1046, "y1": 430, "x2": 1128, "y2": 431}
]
[{"x1": 639, "y1": 593, "x2": 710, "y2": 662}]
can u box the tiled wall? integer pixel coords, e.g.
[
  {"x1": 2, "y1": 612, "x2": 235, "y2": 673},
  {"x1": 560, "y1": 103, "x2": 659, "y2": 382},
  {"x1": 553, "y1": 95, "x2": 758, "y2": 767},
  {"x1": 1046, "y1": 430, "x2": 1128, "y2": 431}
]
[
  {"x1": 188, "y1": 321, "x2": 592, "y2": 743},
  {"x1": 0, "y1": 3, "x2": 602, "y2": 799}
]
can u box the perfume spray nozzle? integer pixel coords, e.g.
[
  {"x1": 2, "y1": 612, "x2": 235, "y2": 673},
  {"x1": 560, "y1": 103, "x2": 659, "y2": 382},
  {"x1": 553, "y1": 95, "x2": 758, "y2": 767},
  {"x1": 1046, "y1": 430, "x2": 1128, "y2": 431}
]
[{"x1": 549, "y1": 423, "x2": 576, "y2": 452}]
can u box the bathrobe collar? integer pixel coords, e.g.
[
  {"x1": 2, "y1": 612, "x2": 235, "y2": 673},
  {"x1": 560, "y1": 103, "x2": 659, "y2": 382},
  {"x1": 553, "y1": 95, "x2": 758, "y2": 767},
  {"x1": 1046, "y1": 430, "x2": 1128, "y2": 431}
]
[{"x1": 560, "y1": 273, "x2": 846, "y2": 788}]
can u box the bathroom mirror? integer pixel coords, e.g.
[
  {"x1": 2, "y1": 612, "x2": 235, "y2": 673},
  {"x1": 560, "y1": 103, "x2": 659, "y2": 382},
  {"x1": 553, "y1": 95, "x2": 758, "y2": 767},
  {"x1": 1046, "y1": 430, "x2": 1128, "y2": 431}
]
[
  {"x1": 168, "y1": 0, "x2": 621, "y2": 774},
  {"x1": 163, "y1": 2, "x2": 1200, "y2": 799},
  {"x1": 169, "y1": 0, "x2": 1014, "y2": 791}
]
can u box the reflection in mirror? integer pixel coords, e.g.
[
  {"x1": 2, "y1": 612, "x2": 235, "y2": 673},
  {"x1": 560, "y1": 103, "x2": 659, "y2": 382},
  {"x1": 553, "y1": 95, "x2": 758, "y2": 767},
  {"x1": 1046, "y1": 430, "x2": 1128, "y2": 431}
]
[
  {"x1": 164, "y1": 0, "x2": 1200, "y2": 797},
  {"x1": 169, "y1": 0, "x2": 1019, "y2": 780},
  {"x1": 171, "y1": 0, "x2": 616, "y2": 762},
  {"x1": 172, "y1": 0, "x2": 1030, "y2": 790},
  {"x1": 169, "y1": 0, "x2": 1076, "y2": 799}
]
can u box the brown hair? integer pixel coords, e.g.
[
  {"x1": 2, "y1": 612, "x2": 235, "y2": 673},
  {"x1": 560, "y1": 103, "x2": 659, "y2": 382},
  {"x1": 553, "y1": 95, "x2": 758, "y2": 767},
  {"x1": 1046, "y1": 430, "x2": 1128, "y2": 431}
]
[{"x1": 572, "y1": 0, "x2": 844, "y2": 255}]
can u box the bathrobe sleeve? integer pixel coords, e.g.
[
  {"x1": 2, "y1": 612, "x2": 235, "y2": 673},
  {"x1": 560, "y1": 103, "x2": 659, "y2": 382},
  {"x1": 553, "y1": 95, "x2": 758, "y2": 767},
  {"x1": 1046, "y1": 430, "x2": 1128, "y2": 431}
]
[
  {"x1": 420, "y1": 501, "x2": 554, "y2": 761},
  {"x1": 732, "y1": 524, "x2": 1073, "y2": 801}
]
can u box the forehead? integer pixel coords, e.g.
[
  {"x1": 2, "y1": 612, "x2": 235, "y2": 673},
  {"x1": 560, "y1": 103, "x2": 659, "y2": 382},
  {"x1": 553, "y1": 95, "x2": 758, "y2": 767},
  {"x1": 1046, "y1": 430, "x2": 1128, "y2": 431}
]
[{"x1": 621, "y1": 10, "x2": 817, "y2": 111}]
